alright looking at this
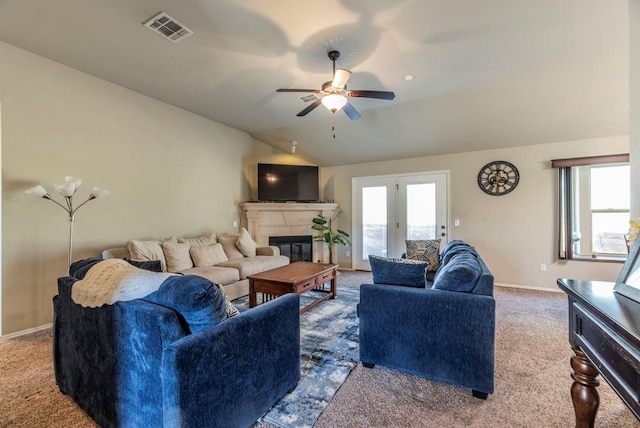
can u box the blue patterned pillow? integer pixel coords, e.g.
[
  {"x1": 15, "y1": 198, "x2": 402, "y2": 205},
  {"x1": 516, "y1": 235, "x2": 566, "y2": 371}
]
[
  {"x1": 369, "y1": 255, "x2": 427, "y2": 288},
  {"x1": 432, "y1": 252, "x2": 481, "y2": 293},
  {"x1": 143, "y1": 275, "x2": 227, "y2": 333}
]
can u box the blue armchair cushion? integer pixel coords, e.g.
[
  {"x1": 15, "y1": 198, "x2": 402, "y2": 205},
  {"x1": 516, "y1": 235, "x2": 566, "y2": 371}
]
[
  {"x1": 440, "y1": 240, "x2": 479, "y2": 266},
  {"x1": 369, "y1": 255, "x2": 427, "y2": 287},
  {"x1": 143, "y1": 275, "x2": 227, "y2": 333},
  {"x1": 69, "y1": 258, "x2": 103, "y2": 279},
  {"x1": 432, "y1": 252, "x2": 481, "y2": 293}
]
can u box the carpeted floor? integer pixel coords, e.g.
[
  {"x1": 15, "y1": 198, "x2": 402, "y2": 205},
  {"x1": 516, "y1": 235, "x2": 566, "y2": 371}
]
[{"x1": 1, "y1": 271, "x2": 638, "y2": 427}]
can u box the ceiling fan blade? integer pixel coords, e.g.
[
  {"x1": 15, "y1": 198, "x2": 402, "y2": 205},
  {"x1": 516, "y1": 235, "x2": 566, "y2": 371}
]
[
  {"x1": 296, "y1": 99, "x2": 322, "y2": 117},
  {"x1": 348, "y1": 90, "x2": 396, "y2": 100},
  {"x1": 342, "y1": 103, "x2": 361, "y2": 120},
  {"x1": 332, "y1": 69, "x2": 352, "y2": 89},
  {"x1": 276, "y1": 88, "x2": 320, "y2": 93}
]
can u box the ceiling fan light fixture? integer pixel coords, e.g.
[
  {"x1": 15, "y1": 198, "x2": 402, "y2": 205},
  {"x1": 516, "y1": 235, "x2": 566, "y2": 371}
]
[{"x1": 321, "y1": 94, "x2": 347, "y2": 112}]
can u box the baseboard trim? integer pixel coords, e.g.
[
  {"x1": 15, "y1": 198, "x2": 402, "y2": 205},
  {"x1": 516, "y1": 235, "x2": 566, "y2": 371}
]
[
  {"x1": 0, "y1": 323, "x2": 52, "y2": 341},
  {"x1": 495, "y1": 282, "x2": 563, "y2": 293}
]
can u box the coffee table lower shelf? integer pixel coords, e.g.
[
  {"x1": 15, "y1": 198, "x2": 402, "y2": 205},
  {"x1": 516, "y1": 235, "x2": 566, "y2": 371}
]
[{"x1": 247, "y1": 262, "x2": 338, "y2": 314}]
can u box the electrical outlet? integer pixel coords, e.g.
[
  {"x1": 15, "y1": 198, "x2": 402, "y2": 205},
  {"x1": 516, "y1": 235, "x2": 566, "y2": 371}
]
[
  {"x1": 454, "y1": 219, "x2": 460, "y2": 226},
  {"x1": 345, "y1": 250, "x2": 350, "y2": 257},
  {"x1": 540, "y1": 264, "x2": 547, "y2": 272}
]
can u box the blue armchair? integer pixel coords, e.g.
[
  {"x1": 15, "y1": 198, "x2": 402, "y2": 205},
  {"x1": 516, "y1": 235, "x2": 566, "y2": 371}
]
[
  {"x1": 53, "y1": 273, "x2": 300, "y2": 427},
  {"x1": 358, "y1": 241, "x2": 495, "y2": 398}
]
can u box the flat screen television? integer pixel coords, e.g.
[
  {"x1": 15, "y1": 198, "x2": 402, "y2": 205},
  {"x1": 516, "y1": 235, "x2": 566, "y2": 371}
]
[{"x1": 257, "y1": 163, "x2": 319, "y2": 202}]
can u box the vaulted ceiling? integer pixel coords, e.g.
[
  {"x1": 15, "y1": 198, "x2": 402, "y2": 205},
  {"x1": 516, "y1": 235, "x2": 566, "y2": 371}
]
[{"x1": 0, "y1": 0, "x2": 629, "y2": 166}]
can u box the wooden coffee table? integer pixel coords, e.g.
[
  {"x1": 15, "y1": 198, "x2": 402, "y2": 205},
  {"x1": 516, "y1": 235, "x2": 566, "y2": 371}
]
[{"x1": 248, "y1": 261, "x2": 338, "y2": 314}]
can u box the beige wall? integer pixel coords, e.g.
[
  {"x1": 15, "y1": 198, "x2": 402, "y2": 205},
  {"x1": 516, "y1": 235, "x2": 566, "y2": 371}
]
[
  {"x1": 321, "y1": 136, "x2": 629, "y2": 291},
  {"x1": 0, "y1": 42, "x2": 269, "y2": 334}
]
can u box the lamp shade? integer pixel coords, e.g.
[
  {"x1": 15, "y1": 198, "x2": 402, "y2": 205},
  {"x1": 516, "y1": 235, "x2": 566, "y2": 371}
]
[
  {"x1": 321, "y1": 94, "x2": 347, "y2": 112},
  {"x1": 64, "y1": 176, "x2": 82, "y2": 188},
  {"x1": 91, "y1": 187, "x2": 110, "y2": 199},
  {"x1": 55, "y1": 182, "x2": 78, "y2": 197},
  {"x1": 24, "y1": 184, "x2": 49, "y2": 198}
]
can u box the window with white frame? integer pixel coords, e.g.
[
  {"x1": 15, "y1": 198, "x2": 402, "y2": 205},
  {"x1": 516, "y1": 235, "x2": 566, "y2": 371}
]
[{"x1": 553, "y1": 154, "x2": 630, "y2": 261}]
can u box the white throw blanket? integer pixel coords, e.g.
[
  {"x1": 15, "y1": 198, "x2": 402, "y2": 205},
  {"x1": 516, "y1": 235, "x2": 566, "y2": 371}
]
[{"x1": 71, "y1": 259, "x2": 177, "y2": 307}]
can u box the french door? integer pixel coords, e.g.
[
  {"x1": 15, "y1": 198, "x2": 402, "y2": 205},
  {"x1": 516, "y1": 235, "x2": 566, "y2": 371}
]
[{"x1": 352, "y1": 171, "x2": 449, "y2": 271}]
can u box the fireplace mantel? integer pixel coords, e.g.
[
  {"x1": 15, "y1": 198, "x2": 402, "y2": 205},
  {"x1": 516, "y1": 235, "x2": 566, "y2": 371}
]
[{"x1": 242, "y1": 202, "x2": 338, "y2": 263}]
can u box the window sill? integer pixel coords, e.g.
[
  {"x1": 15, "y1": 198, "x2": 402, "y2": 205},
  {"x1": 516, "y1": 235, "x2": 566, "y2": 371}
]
[{"x1": 570, "y1": 255, "x2": 627, "y2": 263}]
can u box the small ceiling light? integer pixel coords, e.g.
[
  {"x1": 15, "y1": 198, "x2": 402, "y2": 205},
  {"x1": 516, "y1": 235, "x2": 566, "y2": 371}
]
[
  {"x1": 321, "y1": 94, "x2": 348, "y2": 112},
  {"x1": 290, "y1": 140, "x2": 297, "y2": 154},
  {"x1": 404, "y1": 74, "x2": 414, "y2": 81}
]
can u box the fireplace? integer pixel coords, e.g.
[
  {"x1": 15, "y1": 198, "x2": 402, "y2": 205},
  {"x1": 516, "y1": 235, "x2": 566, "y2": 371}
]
[
  {"x1": 269, "y1": 235, "x2": 313, "y2": 262},
  {"x1": 243, "y1": 202, "x2": 337, "y2": 264}
]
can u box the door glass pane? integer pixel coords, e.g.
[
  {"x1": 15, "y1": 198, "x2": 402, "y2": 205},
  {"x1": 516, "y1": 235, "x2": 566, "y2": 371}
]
[
  {"x1": 407, "y1": 183, "x2": 436, "y2": 239},
  {"x1": 362, "y1": 186, "x2": 387, "y2": 259}
]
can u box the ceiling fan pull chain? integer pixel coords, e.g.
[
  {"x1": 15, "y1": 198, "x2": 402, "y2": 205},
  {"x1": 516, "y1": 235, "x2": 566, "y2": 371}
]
[{"x1": 332, "y1": 115, "x2": 336, "y2": 139}]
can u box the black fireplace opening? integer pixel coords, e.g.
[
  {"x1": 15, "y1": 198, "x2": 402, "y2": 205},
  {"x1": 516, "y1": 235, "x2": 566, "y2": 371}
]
[{"x1": 269, "y1": 235, "x2": 313, "y2": 262}]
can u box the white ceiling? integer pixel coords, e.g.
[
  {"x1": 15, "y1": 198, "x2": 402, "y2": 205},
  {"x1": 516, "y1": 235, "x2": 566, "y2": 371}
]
[{"x1": 0, "y1": 0, "x2": 629, "y2": 166}]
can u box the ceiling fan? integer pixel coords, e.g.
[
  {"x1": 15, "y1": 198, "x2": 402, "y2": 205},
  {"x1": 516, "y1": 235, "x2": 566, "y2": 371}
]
[{"x1": 276, "y1": 50, "x2": 396, "y2": 120}]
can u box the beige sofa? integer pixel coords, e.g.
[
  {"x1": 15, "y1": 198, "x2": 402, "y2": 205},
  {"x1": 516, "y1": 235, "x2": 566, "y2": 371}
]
[{"x1": 102, "y1": 229, "x2": 289, "y2": 300}]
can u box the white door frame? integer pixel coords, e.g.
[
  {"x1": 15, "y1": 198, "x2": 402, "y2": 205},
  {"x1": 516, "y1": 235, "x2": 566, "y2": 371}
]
[{"x1": 352, "y1": 170, "x2": 450, "y2": 270}]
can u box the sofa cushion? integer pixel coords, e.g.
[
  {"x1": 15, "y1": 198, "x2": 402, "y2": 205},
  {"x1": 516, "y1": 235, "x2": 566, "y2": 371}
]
[
  {"x1": 432, "y1": 252, "x2": 482, "y2": 293},
  {"x1": 128, "y1": 237, "x2": 177, "y2": 272},
  {"x1": 369, "y1": 255, "x2": 427, "y2": 288},
  {"x1": 190, "y1": 243, "x2": 229, "y2": 267},
  {"x1": 218, "y1": 255, "x2": 289, "y2": 279},
  {"x1": 162, "y1": 242, "x2": 194, "y2": 273},
  {"x1": 218, "y1": 234, "x2": 246, "y2": 260},
  {"x1": 406, "y1": 239, "x2": 441, "y2": 272},
  {"x1": 178, "y1": 232, "x2": 217, "y2": 247},
  {"x1": 180, "y1": 266, "x2": 240, "y2": 286},
  {"x1": 143, "y1": 275, "x2": 227, "y2": 334},
  {"x1": 236, "y1": 228, "x2": 258, "y2": 257},
  {"x1": 440, "y1": 240, "x2": 479, "y2": 266}
]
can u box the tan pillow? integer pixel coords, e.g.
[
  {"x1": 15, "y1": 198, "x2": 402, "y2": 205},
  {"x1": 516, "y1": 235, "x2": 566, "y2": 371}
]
[
  {"x1": 218, "y1": 234, "x2": 245, "y2": 260},
  {"x1": 128, "y1": 240, "x2": 167, "y2": 271},
  {"x1": 236, "y1": 227, "x2": 258, "y2": 257},
  {"x1": 161, "y1": 242, "x2": 194, "y2": 273},
  {"x1": 178, "y1": 232, "x2": 217, "y2": 248},
  {"x1": 190, "y1": 243, "x2": 229, "y2": 267}
]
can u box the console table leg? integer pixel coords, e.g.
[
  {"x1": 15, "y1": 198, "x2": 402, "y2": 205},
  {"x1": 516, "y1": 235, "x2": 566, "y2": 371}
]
[{"x1": 570, "y1": 347, "x2": 600, "y2": 428}]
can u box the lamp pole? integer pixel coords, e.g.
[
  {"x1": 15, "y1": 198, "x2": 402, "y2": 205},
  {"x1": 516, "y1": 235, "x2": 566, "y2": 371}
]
[{"x1": 25, "y1": 177, "x2": 109, "y2": 274}]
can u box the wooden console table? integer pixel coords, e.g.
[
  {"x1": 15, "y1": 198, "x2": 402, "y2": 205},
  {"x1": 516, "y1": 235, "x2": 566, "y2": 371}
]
[{"x1": 557, "y1": 279, "x2": 640, "y2": 427}]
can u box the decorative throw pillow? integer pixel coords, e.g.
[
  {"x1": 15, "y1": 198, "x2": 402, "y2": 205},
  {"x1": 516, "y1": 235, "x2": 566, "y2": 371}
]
[
  {"x1": 161, "y1": 242, "x2": 194, "y2": 273},
  {"x1": 218, "y1": 234, "x2": 245, "y2": 260},
  {"x1": 190, "y1": 243, "x2": 229, "y2": 267},
  {"x1": 406, "y1": 239, "x2": 441, "y2": 272},
  {"x1": 236, "y1": 227, "x2": 258, "y2": 257},
  {"x1": 178, "y1": 232, "x2": 217, "y2": 248},
  {"x1": 432, "y1": 252, "x2": 481, "y2": 293},
  {"x1": 214, "y1": 283, "x2": 239, "y2": 318},
  {"x1": 69, "y1": 257, "x2": 103, "y2": 279},
  {"x1": 124, "y1": 258, "x2": 163, "y2": 273},
  {"x1": 127, "y1": 237, "x2": 177, "y2": 272},
  {"x1": 143, "y1": 275, "x2": 227, "y2": 334},
  {"x1": 369, "y1": 255, "x2": 427, "y2": 288}
]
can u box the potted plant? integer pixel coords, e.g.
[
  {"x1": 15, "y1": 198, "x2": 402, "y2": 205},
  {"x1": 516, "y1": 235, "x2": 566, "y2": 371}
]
[{"x1": 311, "y1": 210, "x2": 350, "y2": 265}]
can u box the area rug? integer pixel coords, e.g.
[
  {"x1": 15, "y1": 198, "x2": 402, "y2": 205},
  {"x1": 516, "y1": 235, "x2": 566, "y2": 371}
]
[{"x1": 234, "y1": 285, "x2": 360, "y2": 428}]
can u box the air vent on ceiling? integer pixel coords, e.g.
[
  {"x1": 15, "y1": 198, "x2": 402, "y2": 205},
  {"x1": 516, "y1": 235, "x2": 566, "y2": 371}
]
[{"x1": 144, "y1": 12, "x2": 193, "y2": 43}]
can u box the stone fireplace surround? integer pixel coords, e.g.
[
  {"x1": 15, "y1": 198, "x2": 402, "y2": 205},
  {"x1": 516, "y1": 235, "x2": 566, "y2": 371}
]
[{"x1": 242, "y1": 202, "x2": 338, "y2": 264}]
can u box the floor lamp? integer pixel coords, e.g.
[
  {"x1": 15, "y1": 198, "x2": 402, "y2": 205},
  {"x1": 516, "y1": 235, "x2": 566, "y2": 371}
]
[{"x1": 25, "y1": 176, "x2": 109, "y2": 273}]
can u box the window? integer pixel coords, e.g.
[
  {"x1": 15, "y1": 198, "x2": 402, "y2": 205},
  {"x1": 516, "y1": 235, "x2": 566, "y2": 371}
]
[{"x1": 553, "y1": 154, "x2": 630, "y2": 261}]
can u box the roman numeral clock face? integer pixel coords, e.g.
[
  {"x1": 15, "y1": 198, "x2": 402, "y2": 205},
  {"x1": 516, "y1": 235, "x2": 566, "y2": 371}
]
[{"x1": 477, "y1": 161, "x2": 520, "y2": 196}]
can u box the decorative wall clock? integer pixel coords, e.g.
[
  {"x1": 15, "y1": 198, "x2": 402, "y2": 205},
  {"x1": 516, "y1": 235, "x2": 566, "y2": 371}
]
[{"x1": 477, "y1": 161, "x2": 520, "y2": 196}]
